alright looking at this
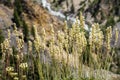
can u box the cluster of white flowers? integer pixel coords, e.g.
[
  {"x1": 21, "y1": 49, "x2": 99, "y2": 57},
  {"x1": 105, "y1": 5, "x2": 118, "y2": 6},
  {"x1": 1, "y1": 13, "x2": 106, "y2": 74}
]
[
  {"x1": 19, "y1": 62, "x2": 28, "y2": 70},
  {"x1": 89, "y1": 23, "x2": 104, "y2": 50},
  {"x1": 106, "y1": 26, "x2": 112, "y2": 50}
]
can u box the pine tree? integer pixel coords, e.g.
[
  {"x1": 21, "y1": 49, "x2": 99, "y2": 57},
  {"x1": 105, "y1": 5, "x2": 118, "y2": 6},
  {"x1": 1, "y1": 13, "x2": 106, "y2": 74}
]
[
  {"x1": 70, "y1": 0, "x2": 75, "y2": 13},
  {"x1": 23, "y1": 20, "x2": 29, "y2": 42},
  {"x1": 14, "y1": 0, "x2": 23, "y2": 15},
  {"x1": 13, "y1": 0, "x2": 23, "y2": 28},
  {"x1": 13, "y1": 8, "x2": 22, "y2": 27}
]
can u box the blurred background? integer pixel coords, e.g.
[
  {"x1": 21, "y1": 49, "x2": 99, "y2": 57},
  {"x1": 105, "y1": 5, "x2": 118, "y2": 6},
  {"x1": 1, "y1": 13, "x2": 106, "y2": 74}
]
[
  {"x1": 0, "y1": 0, "x2": 120, "y2": 75},
  {"x1": 49, "y1": 0, "x2": 120, "y2": 27}
]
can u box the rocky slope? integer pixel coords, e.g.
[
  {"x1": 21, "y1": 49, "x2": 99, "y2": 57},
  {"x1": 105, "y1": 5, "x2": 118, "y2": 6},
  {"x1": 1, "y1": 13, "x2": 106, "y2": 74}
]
[
  {"x1": 0, "y1": 0, "x2": 64, "y2": 37},
  {"x1": 0, "y1": 0, "x2": 120, "y2": 79},
  {"x1": 22, "y1": 0, "x2": 64, "y2": 35},
  {"x1": 49, "y1": 0, "x2": 120, "y2": 26},
  {"x1": 0, "y1": 4, "x2": 13, "y2": 30}
]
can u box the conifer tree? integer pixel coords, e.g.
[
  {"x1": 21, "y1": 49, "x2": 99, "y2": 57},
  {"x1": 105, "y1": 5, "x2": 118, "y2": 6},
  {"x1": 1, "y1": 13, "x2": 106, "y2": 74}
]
[
  {"x1": 23, "y1": 20, "x2": 29, "y2": 42},
  {"x1": 13, "y1": 0, "x2": 23, "y2": 28},
  {"x1": 70, "y1": 0, "x2": 75, "y2": 13},
  {"x1": 14, "y1": 0, "x2": 23, "y2": 15},
  {"x1": 13, "y1": 8, "x2": 22, "y2": 28}
]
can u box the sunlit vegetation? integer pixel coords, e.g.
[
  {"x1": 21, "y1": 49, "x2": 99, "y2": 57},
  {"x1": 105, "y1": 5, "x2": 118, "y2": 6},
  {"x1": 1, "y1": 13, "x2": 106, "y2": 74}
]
[{"x1": 0, "y1": 13, "x2": 119, "y2": 80}]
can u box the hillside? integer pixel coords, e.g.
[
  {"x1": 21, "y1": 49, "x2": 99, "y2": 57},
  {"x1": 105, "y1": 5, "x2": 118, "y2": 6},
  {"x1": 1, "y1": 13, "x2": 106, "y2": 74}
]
[
  {"x1": 0, "y1": 0, "x2": 120, "y2": 80},
  {"x1": 49, "y1": 0, "x2": 120, "y2": 26}
]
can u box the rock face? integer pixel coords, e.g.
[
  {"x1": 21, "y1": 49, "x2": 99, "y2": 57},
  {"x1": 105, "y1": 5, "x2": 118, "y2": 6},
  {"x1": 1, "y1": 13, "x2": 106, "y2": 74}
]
[
  {"x1": 80, "y1": 67, "x2": 120, "y2": 80},
  {"x1": 112, "y1": 22, "x2": 120, "y2": 48},
  {"x1": 21, "y1": 0, "x2": 64, "y2": 36},
  {"x1": 0, "y1": 0, "x2": 64, "y2": 37},
  {"x1": 0, "y1": 4, "x2": 13, "y2": 30},
  {"x1": 49, "y1": 0, "x2": 120, "y2": 26}
]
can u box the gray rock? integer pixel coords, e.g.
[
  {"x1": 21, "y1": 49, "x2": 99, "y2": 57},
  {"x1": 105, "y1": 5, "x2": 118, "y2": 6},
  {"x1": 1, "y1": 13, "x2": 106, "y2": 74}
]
[
  {"x1": 0, "y1": 4, "x2": 13, "y2": 30},
  {"x1": 112, "y1": 22, "x2": 120, "y2": 48}
]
